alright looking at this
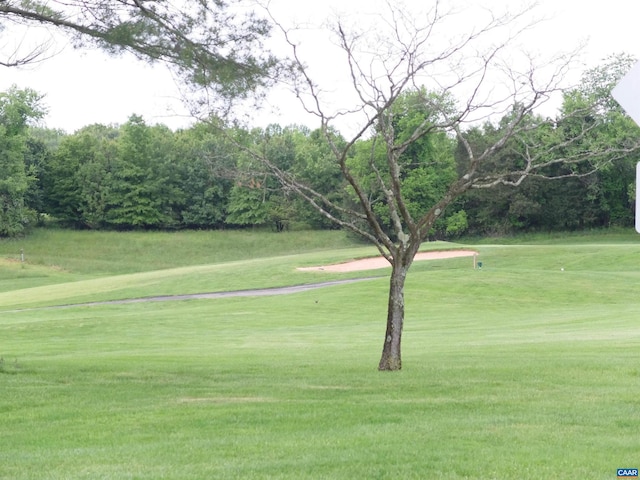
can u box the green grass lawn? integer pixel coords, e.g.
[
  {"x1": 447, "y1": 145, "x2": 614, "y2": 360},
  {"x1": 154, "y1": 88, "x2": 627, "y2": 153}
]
[{"x1": 1, "y1": 229, "x2": 639, "y2": 479}]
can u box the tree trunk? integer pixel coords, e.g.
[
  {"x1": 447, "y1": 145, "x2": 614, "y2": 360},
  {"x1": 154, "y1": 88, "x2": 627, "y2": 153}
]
[{"x1": 378, "y1": 261, "x2": 409, "y2": 371}]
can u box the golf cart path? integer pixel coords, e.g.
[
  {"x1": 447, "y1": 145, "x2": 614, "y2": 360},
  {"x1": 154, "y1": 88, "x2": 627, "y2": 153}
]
[
  {"x1": 97, "y1": 249, "x2": 476, "y2": 305},
  {"x1": 9, "y1": 249, "x2": 476, "y2": 311},
  {"x1": 76, "y1": 277, "x2": 382, "y2": 306}
]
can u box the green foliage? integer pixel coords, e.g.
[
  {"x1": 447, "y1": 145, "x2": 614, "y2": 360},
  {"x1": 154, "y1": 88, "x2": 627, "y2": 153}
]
[
  {"x1": 226, "y1": 181, "x2": 271, "y2": 227},
  {"x1": 0, "y1": 87, "x2": 44, "y2": 133},
  {"x1": 44, "y1": 125, "x2": 114, "y2": 226},
  {"x1": 104, "y1": 116, "x2": 173, "y2": 228},
  {"x1": 445, "y1": 209, "x2": 468, "y2": 237},
  {"x1": 43, "y1": 118, "x2": 228, "y2": 230},
  {"x1": 172, "y1": 124, "x2": 233, "y2": 228},
  {"x1": 6, "y1": 53, "x2": 640, "y2": 237},
  {"x1": 227, "y1": 124, "x2": 348, "y2": 231},
  {"x1": 459, "y1": 55, "x2": 640, "y2": 236},
  {"x1": 0, "y1": 87, "x2": 44, "y2": 236},
  {"x1": 23, "y1": 136, "x2": 49, "y2": 219},
  {"x1": 0, "y1": 125, "x2": 30, "y2": 236},
  {"x1": 348, "y1": 89, "x2": 458, "y2": 238},
  {"x1": 249, "y1": 125, "x2": 299, "y2": 230}
]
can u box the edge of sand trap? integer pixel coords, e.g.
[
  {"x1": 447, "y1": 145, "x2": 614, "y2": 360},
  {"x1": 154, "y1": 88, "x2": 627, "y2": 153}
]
[{"x1": 297, "y1": 249, "x2": 477, "y2": 273}]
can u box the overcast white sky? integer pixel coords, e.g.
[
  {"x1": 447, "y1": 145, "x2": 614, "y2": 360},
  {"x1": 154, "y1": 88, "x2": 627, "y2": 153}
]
[{"x1": 0, "y1": 0, "x2": 638, "y2": 133}]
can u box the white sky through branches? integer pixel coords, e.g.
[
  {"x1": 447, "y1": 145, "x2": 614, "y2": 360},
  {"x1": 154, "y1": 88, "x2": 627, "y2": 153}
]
[{"x1": 0, "y1": 0, "x2": 638, "y2": 133}]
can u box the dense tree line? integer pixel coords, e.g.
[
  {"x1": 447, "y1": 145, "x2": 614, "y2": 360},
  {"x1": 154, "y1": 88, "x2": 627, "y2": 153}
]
[{"x1": 1, "y1": 55, "x2": 638, "y2": 238}]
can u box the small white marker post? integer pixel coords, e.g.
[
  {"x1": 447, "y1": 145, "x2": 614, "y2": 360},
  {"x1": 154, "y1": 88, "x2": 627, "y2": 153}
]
[
  {"x1": 637, "y1": 164, "x2": 640, "y2": 234},
  {"x1": 612, "y1": 60, "x2": 640, "y2": 233}
]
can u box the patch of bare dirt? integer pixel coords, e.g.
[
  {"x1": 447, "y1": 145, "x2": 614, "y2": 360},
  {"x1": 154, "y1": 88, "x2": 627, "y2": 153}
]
[{"x1": 297, "y1": 249, "x2": 477, "y2": 272}]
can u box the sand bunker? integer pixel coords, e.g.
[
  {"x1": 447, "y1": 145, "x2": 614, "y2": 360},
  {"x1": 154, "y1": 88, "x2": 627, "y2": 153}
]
[{"x1": 298, "y1": 250, "x2": 477, "y2": 273}]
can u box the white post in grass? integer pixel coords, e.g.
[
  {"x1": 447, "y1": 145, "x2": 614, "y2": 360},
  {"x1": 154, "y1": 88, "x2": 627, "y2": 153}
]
[
  {"x1": 612, "y1": 61, "x2": 640, "y2": 233},
  {"x1": 637, "y1": 163, "x2": 640, "y2": 234}
]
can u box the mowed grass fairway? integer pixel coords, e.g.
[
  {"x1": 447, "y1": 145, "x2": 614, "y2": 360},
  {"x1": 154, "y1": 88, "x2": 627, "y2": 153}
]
[{"x1": 1, "y1": 229, "x2": 639, "y2": 479}]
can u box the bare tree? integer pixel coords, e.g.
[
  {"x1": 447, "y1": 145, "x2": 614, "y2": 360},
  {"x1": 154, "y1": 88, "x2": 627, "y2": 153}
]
[{"x1": 248, "y1": 1, "x2": 640, "y2": 370}]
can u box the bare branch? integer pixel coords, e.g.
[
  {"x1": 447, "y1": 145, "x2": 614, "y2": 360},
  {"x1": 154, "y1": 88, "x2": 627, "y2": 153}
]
[{"x1": 0, "y1": 22, "x2": 59, "y2": 67}]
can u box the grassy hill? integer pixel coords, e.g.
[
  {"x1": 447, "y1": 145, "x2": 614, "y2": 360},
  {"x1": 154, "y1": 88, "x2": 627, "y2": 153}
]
[{"x1": 1, "y1": 228, "x2": 639, "y2": 479}]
